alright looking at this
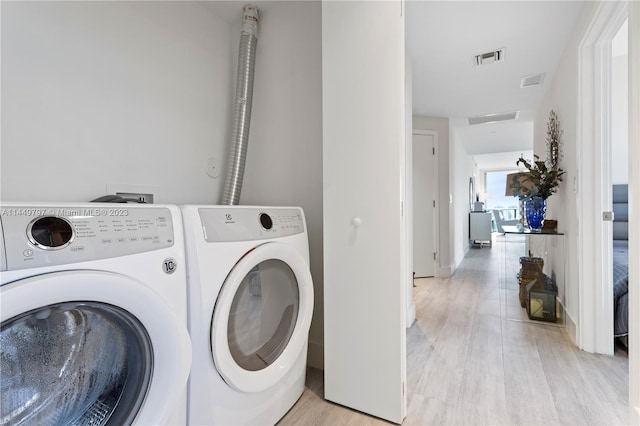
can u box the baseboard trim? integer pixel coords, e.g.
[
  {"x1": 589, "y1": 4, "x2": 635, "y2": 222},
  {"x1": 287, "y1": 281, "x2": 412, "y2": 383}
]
[
  {"x1": 565, "y1": 308, "x2": 578, "y2": 347},
  {"x1": 436, "y1": 264, "x2": 454, "y2": 278},
  {"x1": 406, "y1": 303, "x2": 416, "y2": 328}
]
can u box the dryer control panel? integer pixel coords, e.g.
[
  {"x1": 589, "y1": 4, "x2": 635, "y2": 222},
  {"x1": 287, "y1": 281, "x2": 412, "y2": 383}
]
[
  {"x1": 199, "y1": 207, "x2": 305, "y2": 242},
  {"x1": 0, "y1": 205, "x2": 175, "y2": 271}
]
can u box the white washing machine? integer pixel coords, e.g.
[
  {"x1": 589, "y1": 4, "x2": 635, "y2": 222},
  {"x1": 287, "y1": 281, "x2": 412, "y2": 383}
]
[
  {"x1": 0, "y1": 202, "x2": 192, "y2": 425},
  {"x1": 181, "y1": 205, "x2": 314, "y2": 425}
]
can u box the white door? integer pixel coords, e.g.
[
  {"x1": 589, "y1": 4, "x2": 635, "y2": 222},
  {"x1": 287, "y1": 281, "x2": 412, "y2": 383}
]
[
  {"x1": 413, "y1": 131, "x2": 437, "y2": 277},
  {"x1": 322, "y1": 1, "x2": 406, "y2": 423}
]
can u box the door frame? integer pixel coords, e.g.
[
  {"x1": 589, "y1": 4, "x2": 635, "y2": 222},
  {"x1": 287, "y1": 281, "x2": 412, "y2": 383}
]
[
  {"x1": 412, "y1": 129, "x2": 439, "y2": 278},
  {"x1": 628, "y1": 2, "x2": 639, "y2": 421}
]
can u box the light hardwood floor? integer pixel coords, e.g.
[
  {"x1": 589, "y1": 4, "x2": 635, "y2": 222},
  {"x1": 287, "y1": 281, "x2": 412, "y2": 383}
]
[{"x1": 279, "y1": 234, "x2": 629, "y2": 425}]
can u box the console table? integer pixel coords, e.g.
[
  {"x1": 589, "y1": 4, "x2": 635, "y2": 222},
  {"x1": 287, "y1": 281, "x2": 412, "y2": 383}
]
[{"x1": 501, "y1": 228, "x2": 565, "y2": 326}]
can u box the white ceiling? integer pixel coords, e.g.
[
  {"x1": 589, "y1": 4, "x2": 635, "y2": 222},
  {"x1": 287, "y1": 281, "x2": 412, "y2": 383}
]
[
  {"x1": 406, "y1": 0, "x2": 585, "y2": 156},
  {"x1": 203, "y1": 1, "x2": 586, "y2": 158}
]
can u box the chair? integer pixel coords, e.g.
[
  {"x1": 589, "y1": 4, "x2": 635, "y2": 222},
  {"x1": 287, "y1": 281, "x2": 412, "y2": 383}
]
[{"x1": 491, "y1": 209, "x2": 519, "y2": 233}]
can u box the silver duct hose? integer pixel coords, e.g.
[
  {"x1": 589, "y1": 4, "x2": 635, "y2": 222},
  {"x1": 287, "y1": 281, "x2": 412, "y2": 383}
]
[{"x1": 221, "y1": 4, "x2": 260, "y2": 205}]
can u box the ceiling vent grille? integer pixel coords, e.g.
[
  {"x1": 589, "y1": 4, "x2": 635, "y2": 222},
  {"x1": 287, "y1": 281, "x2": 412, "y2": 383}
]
[
  {"x1": 474, "y1": 48, "x2": 505, "y2": 66},
  {"x1": 521, "y1": 73, "x2": 546, "y2": 88},
  {"x1": 467, "y1": 111, "x2": 519, "y2": 126}
]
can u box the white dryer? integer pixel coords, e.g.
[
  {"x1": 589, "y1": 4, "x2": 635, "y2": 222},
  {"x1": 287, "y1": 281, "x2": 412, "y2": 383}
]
[
  {"x1": 182, "y1": 205, "x2": 314, "y2": 425},
  {"x1": 0, "y1": 202, "x2": 191, "y2": 425}
]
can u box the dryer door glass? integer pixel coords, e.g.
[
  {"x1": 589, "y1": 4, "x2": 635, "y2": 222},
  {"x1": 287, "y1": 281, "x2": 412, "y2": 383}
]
[
  {"x1": 227, "y1": 259, "x2": 299, "y2": 371},
  {"x1": 0, "y1": 301, "x2": 152, "y2": 425}
]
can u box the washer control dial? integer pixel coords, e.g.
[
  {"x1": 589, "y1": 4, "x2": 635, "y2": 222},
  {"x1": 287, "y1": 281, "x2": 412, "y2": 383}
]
[{"x1": 259, "y1": 213, "x2": 273, "y2": 230}]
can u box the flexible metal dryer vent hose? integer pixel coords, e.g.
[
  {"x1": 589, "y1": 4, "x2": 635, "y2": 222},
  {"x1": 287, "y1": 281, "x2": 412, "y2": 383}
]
[{"x1": 221, "y1": 4, "x2": 260, "y2": 205}]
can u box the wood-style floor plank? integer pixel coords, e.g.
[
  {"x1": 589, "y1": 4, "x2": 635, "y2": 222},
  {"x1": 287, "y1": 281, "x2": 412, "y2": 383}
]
[
  {"x1": 279, "y1": 236, "x2": 629, "y2": 425},
  {"x1": 501, "y1": 321, "x2": 561, "y2": 425}
]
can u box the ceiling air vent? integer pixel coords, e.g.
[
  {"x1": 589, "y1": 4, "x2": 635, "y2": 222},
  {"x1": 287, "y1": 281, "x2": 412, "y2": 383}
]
[
  {"x1": 474, "y1": 48, "x2": 505, "y2": 66},
  {"x1": 467, "y1": 111, "x2": 519, "y2": 126},
  {"x1": 521, "y1": 73, "x2": 546, "y2": 88}
]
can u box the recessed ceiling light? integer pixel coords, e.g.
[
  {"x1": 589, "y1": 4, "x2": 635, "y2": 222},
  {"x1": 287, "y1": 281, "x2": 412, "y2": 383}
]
[
  {"x1": 521, "y1": 73, "x2": 546, "y2": 88},
  {"x1": 467, "y1": 111, "x2": 519, "y2": 126}
]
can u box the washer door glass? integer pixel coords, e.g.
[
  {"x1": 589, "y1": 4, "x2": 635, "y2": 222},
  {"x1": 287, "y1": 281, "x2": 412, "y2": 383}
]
[
  {"x1": 227, "y1": 259, "x2": 299, "y2": 371},
  {"x1": 0, "y1": 301, "x2": 152, "y2": 425}
]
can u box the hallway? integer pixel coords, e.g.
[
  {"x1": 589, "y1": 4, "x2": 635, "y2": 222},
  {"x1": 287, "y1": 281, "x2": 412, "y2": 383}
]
[{"x1": 280, "y1": 235, "x2": 629, "y2": 425}]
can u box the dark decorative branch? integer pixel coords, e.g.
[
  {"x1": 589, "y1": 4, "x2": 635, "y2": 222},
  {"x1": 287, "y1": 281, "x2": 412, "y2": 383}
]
[{"x1": 546, "y1": 110, "x2": 562, "y2": 169}]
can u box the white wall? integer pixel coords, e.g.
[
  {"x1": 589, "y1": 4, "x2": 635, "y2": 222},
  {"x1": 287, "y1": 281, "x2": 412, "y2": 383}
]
[
  {"x1": 450, "y1": 127, "x2": 476, "y2": 269},
  {"x1": 1, "y1": 1, "x2": 325, "y2": 369},
  {"x1": 533, "y1": 2, "x2": 603, "y2": 342},
  {"x1": 1, "y1": 1, "x2": 233, "y2": 204},
  {"x1": 412, "y1": 115, "x2": 452, "y2": 276}
]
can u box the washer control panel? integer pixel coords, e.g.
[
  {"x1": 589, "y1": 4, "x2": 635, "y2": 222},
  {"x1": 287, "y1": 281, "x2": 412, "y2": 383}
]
[
  {"x1": 199, "y1": 207, "x2": 304, "y2": 242},
  {"x1": 0, "y1": 205, "x2": 175, "y2": 271}
]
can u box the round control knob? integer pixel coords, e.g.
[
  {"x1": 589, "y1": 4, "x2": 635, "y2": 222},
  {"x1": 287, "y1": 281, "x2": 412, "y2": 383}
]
[
  {"x1": 259, "y1": 213, "x2": 273, "y2": 230},
  {"x1": 351, "y1": 217, "x2": 362, "y2": 228},
  {"x1": 28, "y1": 216, "x2": 74, "y2": 249}
]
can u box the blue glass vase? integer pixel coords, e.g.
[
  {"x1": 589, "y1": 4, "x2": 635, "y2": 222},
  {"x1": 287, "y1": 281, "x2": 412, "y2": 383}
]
[{"x1": 525, "y1": 197, "x2": 547, "y2": 232}]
